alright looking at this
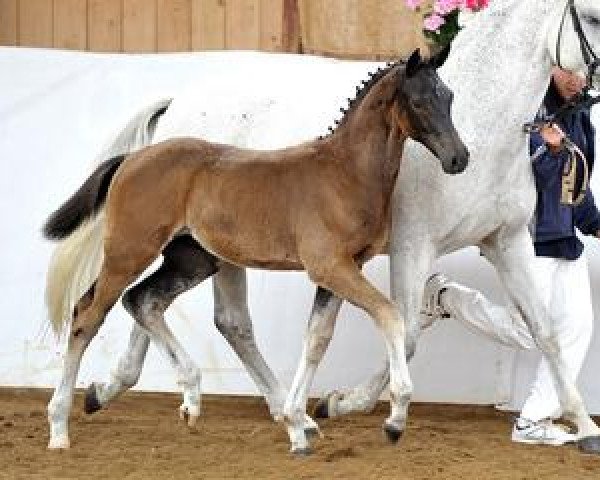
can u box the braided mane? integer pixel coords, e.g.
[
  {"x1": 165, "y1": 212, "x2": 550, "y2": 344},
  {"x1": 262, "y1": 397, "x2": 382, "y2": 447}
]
[{"x1": 320, "y1": 59, "x2": 404, "y2": 139}]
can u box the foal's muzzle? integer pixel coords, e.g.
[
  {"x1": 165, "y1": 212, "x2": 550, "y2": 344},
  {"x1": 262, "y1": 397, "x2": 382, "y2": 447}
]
[{"x1": 441, "y1": 148, "x2": 469, "y2": 175}]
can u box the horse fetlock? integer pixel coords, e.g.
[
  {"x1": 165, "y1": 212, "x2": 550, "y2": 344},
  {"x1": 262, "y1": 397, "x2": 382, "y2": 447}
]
[
  {"x1": 47, "y1": 433, "x2": 70, "y2": 450},
  {"x1": 113, "y1": 363, "x2": 143, "y2": 389},
  {"x1": 179, "y1": 403, "x2": 201, "y2": 427},
  {"x1": 535, "y1": 333, "x2": 561, "y2": 357},
  {"x1": 286, "y1": 421, "x2": 310, "y2": 455}
]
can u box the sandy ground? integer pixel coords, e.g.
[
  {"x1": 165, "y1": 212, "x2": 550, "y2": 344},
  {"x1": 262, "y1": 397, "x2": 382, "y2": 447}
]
[{"x1": 0, "y1": 388, "x2": 599, "y2": 479}]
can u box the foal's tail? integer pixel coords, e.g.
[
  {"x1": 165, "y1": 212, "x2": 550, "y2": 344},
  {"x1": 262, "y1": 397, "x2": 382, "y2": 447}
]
[{"x1": 43, "y1": 98, "x2": 172, "y2": 336}]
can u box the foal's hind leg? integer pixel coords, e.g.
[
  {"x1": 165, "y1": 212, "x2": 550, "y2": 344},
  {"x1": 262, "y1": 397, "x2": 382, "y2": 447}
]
[
  {"x1": 282, "y1": 287, "x2": 343, "y2": 453},
  {"x1": 120, "y1": 235, "x2": 218, "y2": 426},
  {"x1": 48, "y1": 256, "x2": 153, "y2": 449},
  {"x1": 85, "y1": 236, "x2": 217, "y2": 418},
  {"x1": 84, "y1": 322, "x2": 150, "y2": 414}
]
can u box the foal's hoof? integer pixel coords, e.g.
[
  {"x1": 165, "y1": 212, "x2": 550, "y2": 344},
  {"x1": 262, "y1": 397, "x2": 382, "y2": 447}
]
[
  {"x1": 303, "y1": 414, "x2": 322, "y2": 439},
  {"x1": 383, "y1": 423, "x2": 404, "y2": 444},
  {"x1": 312, "y1": 391, "x2": 340, "y2": 419},
  {"x1": 578, "y1": 435, "x2": 600, "y2": 455},
  {"x1": 312, "y1": 398, "x2": 330, "y2": 419},
  {"x1": 179, "y1": 405, "x2": 200, "y2": 428},
  {"x1": 83, "y1": 383, "x2": 103, "y2": 415},
  {"x1": 291, "y1": 446, "x2": 313, "y2": 457}
]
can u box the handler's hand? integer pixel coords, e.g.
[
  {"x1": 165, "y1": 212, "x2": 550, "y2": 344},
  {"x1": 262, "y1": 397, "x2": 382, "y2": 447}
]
[{"x1": 540, "y1": 124, "x2": 565, "y2": 152}]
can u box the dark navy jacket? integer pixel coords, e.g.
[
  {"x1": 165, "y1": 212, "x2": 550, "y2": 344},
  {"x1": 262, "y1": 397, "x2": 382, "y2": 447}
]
[{"x1": 531, "y1": 80, "x2": 600, "y2": 260}]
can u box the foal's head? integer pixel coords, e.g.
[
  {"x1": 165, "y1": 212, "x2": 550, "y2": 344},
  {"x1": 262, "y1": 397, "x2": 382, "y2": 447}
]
[{"x1": 393, "y1": 48, "x2": 469, "y2": 174}]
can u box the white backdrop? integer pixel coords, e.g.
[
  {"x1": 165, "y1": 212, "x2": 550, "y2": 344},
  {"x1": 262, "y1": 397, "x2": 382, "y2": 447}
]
[{"x1": 1, "y1": 47, "x2": 599, "y2": 413}]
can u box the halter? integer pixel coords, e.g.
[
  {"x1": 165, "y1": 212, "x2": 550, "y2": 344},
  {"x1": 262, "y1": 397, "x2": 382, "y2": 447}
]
[{"x1": 556, "y1": 0, "x2": 600, "y2": 86}]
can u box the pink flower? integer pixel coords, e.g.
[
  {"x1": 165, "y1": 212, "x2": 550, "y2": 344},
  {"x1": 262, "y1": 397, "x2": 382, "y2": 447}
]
[
  {"x1": 423, "y1": 13, "x2": 446, "y2": 32},
  {"x1": 465, "y1": 0, "x2": 488, "y2": 11},
  {"x1": 405, "y1": 0, "x2": 423, "y2": 10},
  {"x1": 434, "y1": 0, "x2": 461, "y2": 15}
]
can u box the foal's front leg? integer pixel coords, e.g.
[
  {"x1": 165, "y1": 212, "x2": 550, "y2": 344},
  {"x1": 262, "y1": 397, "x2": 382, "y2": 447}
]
[
  {"x1": 284, "y1": 255, "x2": 412, "y2": 453},
  {"x1": 314, "y1": 246, "x2": 434, "y2": 419}
]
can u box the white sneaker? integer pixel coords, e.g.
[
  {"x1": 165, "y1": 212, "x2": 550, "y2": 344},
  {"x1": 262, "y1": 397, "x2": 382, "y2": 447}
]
[
  {"x1": 420, "y1": 273, "x2": 451, "y2": 328},
  {"x1": 511, "y1": 417, "x2": 576, "y2": 446}
]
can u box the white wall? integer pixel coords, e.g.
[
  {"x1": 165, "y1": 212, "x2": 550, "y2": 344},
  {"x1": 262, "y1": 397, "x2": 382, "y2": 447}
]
[{"x1": 1, "y1": 47, "x2": 599, "y2": 413}]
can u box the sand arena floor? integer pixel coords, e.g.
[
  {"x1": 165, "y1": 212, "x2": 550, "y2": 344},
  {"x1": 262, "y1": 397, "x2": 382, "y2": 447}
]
[{"x1": 0, "y1": 388, "x2": 599, "y2": 479}]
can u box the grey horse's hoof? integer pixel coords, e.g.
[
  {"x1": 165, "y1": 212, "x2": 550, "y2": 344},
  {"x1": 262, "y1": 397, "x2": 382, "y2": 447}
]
[
  {"x1": 304, "y1": 426, "x2": 320, "y2": 439},
  {"x1": 83, "y1": 383, "x2": 103, "y2": 415},
  {"x1": 383, "y1": 423, "x2": 404, "y2": 443},
  {"x1": 291, "y1": 447, "x2": 313, "y2": 457},
  {"x1": 312, "y1": 397, "x2": 330, "y2": 419},
  {"x1": 578, "y1": 435, "x2": 600, "y2": 454}
]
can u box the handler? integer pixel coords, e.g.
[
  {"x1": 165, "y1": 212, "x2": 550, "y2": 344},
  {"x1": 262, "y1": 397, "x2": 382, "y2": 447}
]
[{"x1": 423, "y1": 66, "x2": 600, "y2": 446}]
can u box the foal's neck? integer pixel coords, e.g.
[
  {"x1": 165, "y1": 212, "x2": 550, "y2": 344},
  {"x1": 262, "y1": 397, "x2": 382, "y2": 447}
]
[{"x1": 326, "y1": 71, "x2": 405, "y2": 198}]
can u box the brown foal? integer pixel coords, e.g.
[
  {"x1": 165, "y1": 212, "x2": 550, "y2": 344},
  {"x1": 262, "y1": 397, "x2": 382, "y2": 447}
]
[{"x1": 44, "y1": 48, "x2": 468, "y2": 452}]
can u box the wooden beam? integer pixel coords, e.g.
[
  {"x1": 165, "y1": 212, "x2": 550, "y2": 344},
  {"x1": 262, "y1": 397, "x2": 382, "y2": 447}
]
[
  {"x1": 123, "y1": 0, "x2": 156, "y2": 52},
  {"x1": 157, "y1": 0, "x2": 191, "y2": 52},
  {"x1": 191, "y1": 0, "x2": 225, "y2": 50},
  {"x1": 19, "y1": 0, "x2": 53, "y2": 47},
  {"x1": 259, "y1": 0, "x2": 283, "y2": 52},
  {"x1": 225, "y1": 0, "x2": 259, "y2": 50},
  {"x1": 88, "y1": 0, "x2": 122, "y2": 52},
  {"x1": 0, "y1": 0, "x2": 17, "y2": 46},
  {"x1": 53, "y1": 0, "x2": 87, "y2": 50}
]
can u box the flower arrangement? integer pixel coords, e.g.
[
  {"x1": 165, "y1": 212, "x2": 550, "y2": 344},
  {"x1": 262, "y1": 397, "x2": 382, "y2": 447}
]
[{"x1": 405, "y1": 0, "x2": 490, "y2": 48}]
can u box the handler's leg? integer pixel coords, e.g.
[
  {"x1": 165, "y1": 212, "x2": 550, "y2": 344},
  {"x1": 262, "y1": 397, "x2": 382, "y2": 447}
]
[{"x1": 519, "y1": 255, "x2": 594, "y2": 423}]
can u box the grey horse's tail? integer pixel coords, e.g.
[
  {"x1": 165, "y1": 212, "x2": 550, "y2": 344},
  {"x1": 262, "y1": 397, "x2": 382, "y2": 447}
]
[{"x1": 44, "y1": 98, "x2": 172, "y2": 336}]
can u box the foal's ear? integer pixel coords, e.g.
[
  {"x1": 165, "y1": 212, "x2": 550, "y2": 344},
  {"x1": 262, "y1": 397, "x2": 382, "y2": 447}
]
[
  {"x1": 405, "y1": 49, "x2": 422, "y2": 78},
  {"x1": 428, "y1": 44, "x2": 451, "y2": 69}
]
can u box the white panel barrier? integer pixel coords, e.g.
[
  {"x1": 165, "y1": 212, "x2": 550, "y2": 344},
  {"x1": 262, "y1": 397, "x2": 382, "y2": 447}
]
[{"x1": 0, "y1": 48, "x2": 598, "y2": 413}]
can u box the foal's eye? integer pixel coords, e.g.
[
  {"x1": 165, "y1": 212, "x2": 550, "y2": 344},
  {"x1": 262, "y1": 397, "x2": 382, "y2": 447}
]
[{"x1": 410, "y1": 99, "x2": 427, "y2": 110}]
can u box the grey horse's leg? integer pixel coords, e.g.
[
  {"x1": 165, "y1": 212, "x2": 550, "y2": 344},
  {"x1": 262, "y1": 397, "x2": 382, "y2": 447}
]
[
  {"x1": 483, "y1": 227, "x2": 600, "y2": 453},
  {"x1": 85, "y1": 235, "x2": 217, "y2": 424}
]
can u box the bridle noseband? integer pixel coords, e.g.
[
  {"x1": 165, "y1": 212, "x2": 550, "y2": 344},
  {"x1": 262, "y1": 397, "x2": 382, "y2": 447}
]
[{"x1": 556, "y1": 0, "x2": 600, "y2": 86}]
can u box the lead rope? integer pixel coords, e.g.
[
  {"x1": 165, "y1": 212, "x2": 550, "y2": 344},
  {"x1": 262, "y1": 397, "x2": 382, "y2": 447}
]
[{"x1": 560, "y1": 138, "x2": 589, "y2": 206}]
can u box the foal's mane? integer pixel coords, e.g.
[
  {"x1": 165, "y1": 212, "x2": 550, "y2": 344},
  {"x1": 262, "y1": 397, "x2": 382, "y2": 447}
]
[{"x1": 320, "y1": 59, "x2": 404, "y2": 139}]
